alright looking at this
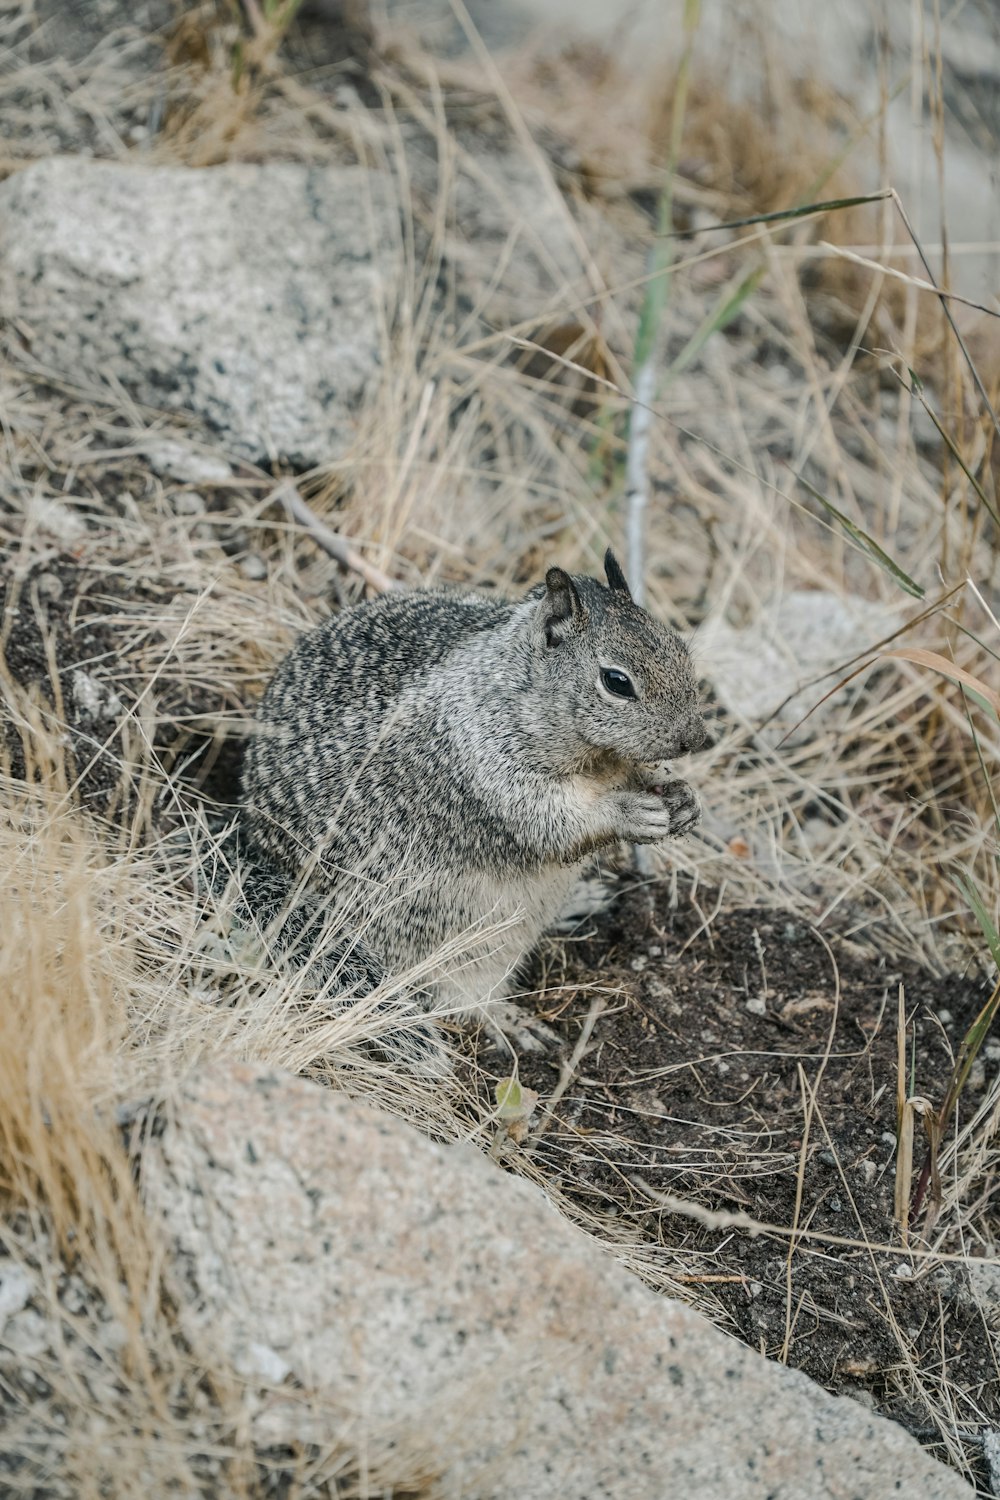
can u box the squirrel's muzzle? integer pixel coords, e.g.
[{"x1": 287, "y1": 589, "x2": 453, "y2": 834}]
[{"x1": 669, "y1": 712, "x2": 708, "y2": 758}]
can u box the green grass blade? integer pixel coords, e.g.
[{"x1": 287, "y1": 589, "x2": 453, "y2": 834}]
[
  {"x1": 631, "y1": 0, "x2": 700, "y2": 373},
  {"x1": 664, "y1": 266, "x2": 767, "y2": 385},
  {"x1": 954, "y1": 872, "x2": 1000, "y2": 972},
  {"x1": 951, "y1": 619, "x2": 1000, "y2": 669},
  {"x1": 960, "y1": 687, "x2": 1000, "y2": 847},
  {"x1": 796, "y1": 475, "x2": 925, "y2": 598},
  {"x1": 659, "y1": 190, "x2": 894, "y2": 241},
  {"x1": 901, "y1": 369, "x2": 1000, "y2": 528},
  {"x1": 928, "y1": 877, "x2": 1000, "y2": 1156},
  {"x1": 935, "y1": 968, "x2": 1000, "y2": 1128}
]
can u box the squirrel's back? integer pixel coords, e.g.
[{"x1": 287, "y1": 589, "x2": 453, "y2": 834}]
[
  {"x1": 240, "y1": 585, "x2": 512, "y2": 882},
  {"x1": 278, "y1": 588, "x2": 509, "y2": 708}
]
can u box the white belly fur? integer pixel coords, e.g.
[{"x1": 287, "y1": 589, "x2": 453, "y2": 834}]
[{"x1": 421, "y1": 865, "x2": 580, "y2": 1018}]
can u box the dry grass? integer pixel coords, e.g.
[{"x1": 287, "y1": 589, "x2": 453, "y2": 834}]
[{"x1": 1, "y1": 0, "x2": 1000, "y2": 1492}]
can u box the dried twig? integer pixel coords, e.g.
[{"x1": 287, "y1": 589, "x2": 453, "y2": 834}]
[
  {"x1": 271, "y1": 483, "x2": 400, "y2": 593},
  {"x1": 628, "y1": 1176, "x2": 999, "y2": 1265},
  {"x1": 530, "y1": 994, "x2": 608, "y2": 1145},
  {"x1": 625, "y1": 352, "x2": 655, "y2": 609}
]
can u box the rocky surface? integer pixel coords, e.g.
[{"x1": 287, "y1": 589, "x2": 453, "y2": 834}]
[
  {"x1": 699, "y1": 589, "x2": 903, "y2": 743},
  {"x1": 460, "y1": 0, "x2": 1000, "y2": 305},
  {"x1": 0, "y1": 158, "x2": 396, "y2": 466},
  {"x1": 142, "y1": 1061, "x2": 973, "y2": 1500}
]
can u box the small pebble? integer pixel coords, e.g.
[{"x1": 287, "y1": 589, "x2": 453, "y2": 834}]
[
  {"x1": 236, "y1": 1341, "x2": 291, "y2": 1385},
  {"x1": 35, "y1": 571, "x2": 64, "y2": 600},
  {"x1": 0, "y1": 1266, "x2": 34, "y2": 1328},
  {"x1": 239, "y1": 553, "x2": 268, "y2": 581},
  {"x1": 174, "y1": 491, "x2": 206, "y2": 516},
  {"x1": 60, "y1": 1277, "x2": 88, "y2": 1317},
  {"x1": 28, "y1": 497, "x2": 86, "y2": 544},
  {"x1": 966, "y1": 1059, "x2": 986, "y2": 1093}
]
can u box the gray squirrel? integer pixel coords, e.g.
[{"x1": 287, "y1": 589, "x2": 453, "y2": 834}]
[{"x1": 239, "y1": 549, "x2": 706, "y2": 1069}]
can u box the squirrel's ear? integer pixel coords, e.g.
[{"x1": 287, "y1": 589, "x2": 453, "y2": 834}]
[
  {"x1": 604, "y1": 548, "x2": 633, "y2": 599},
  {"x1": 541, "y1": 566, "x2": 586, "y2": 647}
]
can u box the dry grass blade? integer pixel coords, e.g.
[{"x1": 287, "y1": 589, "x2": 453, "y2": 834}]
[
  {"x1": 627, "y1": 1177, "x2": 998, "y2": 1265},
  {"x1": 909, "y1": 972, "x2": 1000, "y2": 1232},
  {"x1": 796, "y1": 475, "x2": 926, "y2": 599},
  {"x1": 662, "y1": 265, "x2": 767, "y2": 388},
  {"x1": 817, "y1": 241, "x2": 1000, "y2": 318},
  {"x1": 888, "y1": 188, "x2": 1000, "y2": 441},
  {"x1": 895, "y1": 1095, "x2": 937, "y2": 1246},
  {"x1": 275, "y1": 483, "x2": 401, "y2": 593},
  {"x1": 882, "y1": 648, "x2": 1000, "y2": 719},
  {"x1": 895, "y1": 984, "x2": 910, "y2": 1243}
]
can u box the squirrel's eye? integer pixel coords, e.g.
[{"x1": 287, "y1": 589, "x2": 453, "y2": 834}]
[{"x1": 601, "y1": 667, "x2": 636, "y2": 700}]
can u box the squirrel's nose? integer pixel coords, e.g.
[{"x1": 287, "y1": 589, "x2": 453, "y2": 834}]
[{"x1": 671, "y1": 714, "x2": 707, "y2": 757}]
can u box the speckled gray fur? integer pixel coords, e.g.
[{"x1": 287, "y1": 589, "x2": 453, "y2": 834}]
[{"x1": 240, "y1": 552, "x2": 706, "y2": 1065}]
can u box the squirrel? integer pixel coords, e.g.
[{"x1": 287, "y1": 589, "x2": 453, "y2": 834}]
[{"x1": 238, "y1": 549, "x2": 706, "y2": 1070}]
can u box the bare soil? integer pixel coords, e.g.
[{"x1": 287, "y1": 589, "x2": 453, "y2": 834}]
[
  {"x1": 469, "y1": 880, "x2": 1000, "y2": 1488},
  {"x1": 0, "y1": 545, "x2": 249, "y2": 813}
]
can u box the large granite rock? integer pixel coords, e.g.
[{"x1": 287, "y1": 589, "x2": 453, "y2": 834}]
[
  {"x1": 699, "y1": 589, "x2": 903, "y2": 744},
  {"x1": 0, "y1": 158, "x2": 395, "y2": 466},
  {"x1": 142, "y1": 1061, "x2": 973, "y2": 1500}
]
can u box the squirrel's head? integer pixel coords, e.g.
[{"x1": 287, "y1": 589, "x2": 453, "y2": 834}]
[{"x1": 522, "y1": 549, "x2": 706, "y2": 770}]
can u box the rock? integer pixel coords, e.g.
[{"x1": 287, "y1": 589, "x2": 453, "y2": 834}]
[
  {"x1": 71, "y1": 669, "x2": 124, "y2": 722},
  {"x1": 172, "y1": 491, "x2": 206, "y2": 517},
  {"x1": 34, "y1": 572, "x2": 65, "y2": 602},
  {"x1": 464, "y1": 0, "x2": 1000, "y2": 304},
  {"x1": 144, "y1": 439, "x2": 232, "y2": 486},
  {"x1": 983, "y1": 1428, "x2": 1000, "y2": 1497},
  {"x1": 142, "y1": 1062, "x2": 972, "y2": 1499},
  {"x1": 699, "y1": 590, "x2": 902, "y2": 743},
  {"x1": 0, "y1": 159, "x2": 396, "y2": 466},
  {"x1": 0, "y1": 1264, "x2": 34, "y2": 1333},
  {"x1": 449, "y1": 149, "x2": 590, "y2": 326},
  {"x1": 238, "y1": 553, "x2": 268, "y2": 582},
  {"x1": 27, "y1": 497, "x2": 88, "y2": 546},
  {"x1": 2, "y1": 1306, "x2": 50, "y2": 1361},
  {"x1": 963, "y1": 1256, "x2": 1000, "y2": 1330}
]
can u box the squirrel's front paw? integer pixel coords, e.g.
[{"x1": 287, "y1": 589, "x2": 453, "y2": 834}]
[
  {"x1": 616, "y1": 781, "x2": 700, "y2": 844},
  {"x1": 660, "y1": 778, "x2": 701, "y2": 837}
]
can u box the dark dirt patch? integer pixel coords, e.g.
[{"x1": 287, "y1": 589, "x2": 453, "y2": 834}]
[
  {"x1": 0, "y1": 550, "x2": 245, "y2": 815},
  {"x1": 468, "y1": 881, "x2": 1000, "y2": 1488},
  {"x1": 1, "y1": 554, "x2": 140, "y2": 808},
  {"x1": 4, "y1": 0, "x2": 172, "y2": 162}
]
